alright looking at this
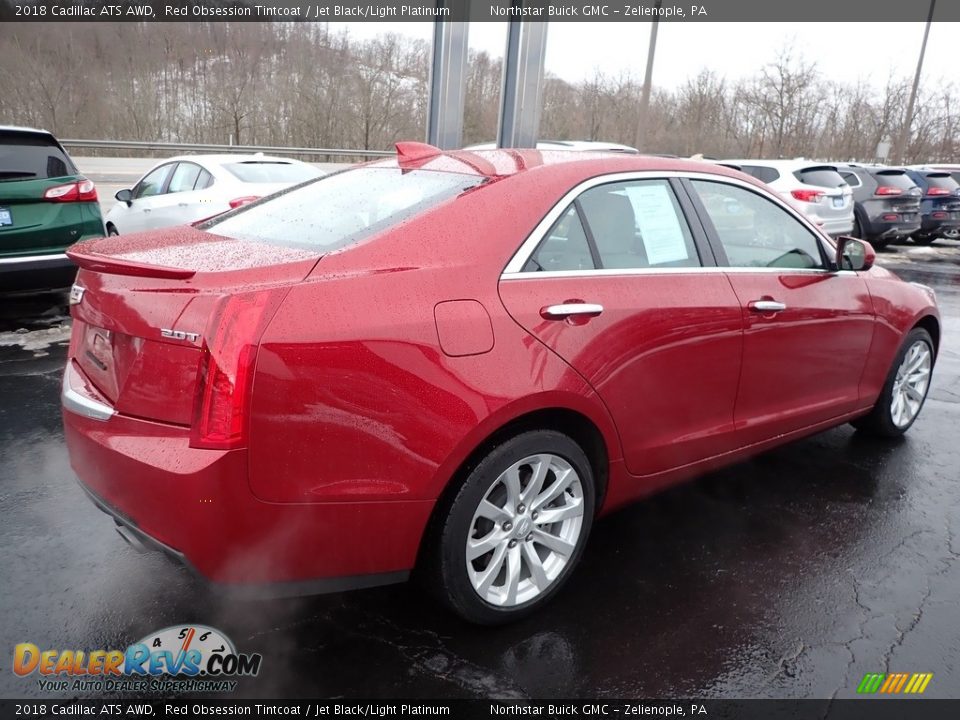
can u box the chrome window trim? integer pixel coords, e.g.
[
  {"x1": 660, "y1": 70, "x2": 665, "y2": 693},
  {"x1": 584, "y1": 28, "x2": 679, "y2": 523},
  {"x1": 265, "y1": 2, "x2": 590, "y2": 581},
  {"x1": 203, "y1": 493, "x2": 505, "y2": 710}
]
[
  {"x1": 501, "y1": 267, "x2": 857, "y2": 281},
  {"x1": 502, "y1": 170, "x2": 838, "y2": 277}
]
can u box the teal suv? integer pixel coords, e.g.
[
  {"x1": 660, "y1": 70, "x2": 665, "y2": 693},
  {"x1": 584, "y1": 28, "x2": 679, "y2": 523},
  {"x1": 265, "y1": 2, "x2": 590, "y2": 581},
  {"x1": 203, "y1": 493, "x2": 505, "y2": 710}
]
[{"x1": 0, "y1": 126, "x2": 104, "y2": 291}]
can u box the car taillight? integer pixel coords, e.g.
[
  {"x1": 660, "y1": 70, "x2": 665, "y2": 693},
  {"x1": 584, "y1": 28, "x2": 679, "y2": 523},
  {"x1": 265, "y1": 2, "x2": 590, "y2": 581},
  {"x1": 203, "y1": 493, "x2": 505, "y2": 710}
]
[
  {"x1": 927, "y1": 187, "x2": 951, "y2": 196},
  {"x1": 932, "y1": 211, "x2": 948, "y2": 219},
  {"x1": 190, "y1": 290, "x2": 285, "y2": 450},
  {"x1": 43, "y1": 179, "x2": 98, "y2": 202},
  {"x1": 875, "y1": 186, "x2": 903, "y2": 196},
  {"x1": 229, "y1": 196, "x2": 260, "y2": 209},
  {"x1": 882, "y1": 213, "x2": 899, "y2": 221},
  {"x1": 790, "y1": 189, "x2": 824, "y2": 203}
]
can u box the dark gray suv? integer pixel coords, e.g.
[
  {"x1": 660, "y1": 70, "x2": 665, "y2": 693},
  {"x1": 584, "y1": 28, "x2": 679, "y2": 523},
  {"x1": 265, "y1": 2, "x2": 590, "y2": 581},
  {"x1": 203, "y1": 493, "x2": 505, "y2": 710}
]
[{"x1": 836, "y1": 164, "x2": 922, "y2": 249}]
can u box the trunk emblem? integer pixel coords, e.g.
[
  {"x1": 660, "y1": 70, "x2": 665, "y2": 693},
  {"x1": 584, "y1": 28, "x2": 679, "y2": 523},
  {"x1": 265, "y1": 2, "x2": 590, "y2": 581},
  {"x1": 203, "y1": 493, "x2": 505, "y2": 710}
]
[
  {"x1": 161, "y1": 328, "x2": 201, "y2": 343},
  {"x1": 69, "y1": 284, "x2": 85, "y2": 306}
]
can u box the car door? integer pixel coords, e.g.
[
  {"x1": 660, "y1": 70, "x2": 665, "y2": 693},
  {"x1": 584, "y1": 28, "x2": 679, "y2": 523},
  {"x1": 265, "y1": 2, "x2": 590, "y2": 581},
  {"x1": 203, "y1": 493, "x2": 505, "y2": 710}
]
[
  {"x1": 499, "y1": 176, "x2": 744, "y2": 478},
  {"x1": 686, "y1": 177, "x2": 875, "y2": 444},
  {"x1": 121, "y1": 163, "x2": 175, "y2": 233},
  {"x1": 145, "y1": 161, "x2": 211, "y2": 229}
]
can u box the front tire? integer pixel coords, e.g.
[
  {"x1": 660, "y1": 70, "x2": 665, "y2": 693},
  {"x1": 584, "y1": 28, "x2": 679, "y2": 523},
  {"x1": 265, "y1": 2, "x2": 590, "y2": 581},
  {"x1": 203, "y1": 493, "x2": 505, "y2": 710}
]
[
  {"x1": 912, "y1": 234, "x2": 936, "y2": 245},
  {"x1": 427, "y1": 430, "x2": 595, "y2": 625},
  {"x1": 852, "y1": 328, "x2": 934, "y2": 437}
]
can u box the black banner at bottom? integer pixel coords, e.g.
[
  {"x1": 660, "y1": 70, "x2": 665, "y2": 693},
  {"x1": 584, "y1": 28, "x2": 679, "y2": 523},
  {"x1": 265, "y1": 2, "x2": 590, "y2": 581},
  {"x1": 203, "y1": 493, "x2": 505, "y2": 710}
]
[{"x1": 1, "y1": 700, "x2": 960, "y2": 720}]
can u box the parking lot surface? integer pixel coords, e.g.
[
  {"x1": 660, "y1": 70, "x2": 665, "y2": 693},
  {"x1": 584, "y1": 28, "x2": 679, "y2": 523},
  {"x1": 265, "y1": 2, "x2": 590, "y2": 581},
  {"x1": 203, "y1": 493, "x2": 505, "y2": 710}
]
[{"x1": 1, "y1": 242, "x2": 959, "y2": 699}]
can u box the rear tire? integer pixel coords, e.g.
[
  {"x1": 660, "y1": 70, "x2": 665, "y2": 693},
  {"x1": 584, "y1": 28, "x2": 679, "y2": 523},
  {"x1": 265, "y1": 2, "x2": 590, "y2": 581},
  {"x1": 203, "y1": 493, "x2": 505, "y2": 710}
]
[
  {"x1": 852, "y1": 328, "x2": 934, "y2": 438},
  {"x1": 106, "y1": 224, "x2": 119, "y2": 237},
  {"x1": 851, "y1": 216, "x2": 863, "y2": 239},
  {"x1": 911, "y1": 234, "x2": 936, "y2": 245},
  {"x1": 426, "y1": 430, "x2": 595, "y2": 625}
]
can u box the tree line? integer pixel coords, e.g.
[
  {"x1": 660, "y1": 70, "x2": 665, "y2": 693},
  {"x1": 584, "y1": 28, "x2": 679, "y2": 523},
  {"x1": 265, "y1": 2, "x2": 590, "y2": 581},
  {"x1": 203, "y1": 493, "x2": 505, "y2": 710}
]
[{"x1": 0, "y1": 22, "x2": 956, "y2": 164}]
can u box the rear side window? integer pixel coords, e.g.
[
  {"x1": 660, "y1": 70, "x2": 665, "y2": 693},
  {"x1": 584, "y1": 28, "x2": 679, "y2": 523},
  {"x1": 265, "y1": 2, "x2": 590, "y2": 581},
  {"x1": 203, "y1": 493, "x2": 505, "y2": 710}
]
[
  {"x1": 794, "y1": 167, "x2": 846, "y2": 188},
  {"x1": 195, "y1": 168, "x2": 213, "y2": 190},
  {"x1": 167, "y1": 162, "x2": 202, "y2": 194},
  {"x1": 203, "y1": 168, "x2": 485, "y2": 251},
  {"x1": 740, "y1": 165, "x2": 780, "y2": 183},
  {"x1": 223, "y1": 161, "x2": 320, "y2": 184},
  {"x1": 523, "y1": 179, "x2": 701, "y2": 272},
  {"x1": 0, "y1": 131, "x2": 76, "y2": 181},
  {"x1": 840, "y1": 171, "x2": 862, "y2": 188}
]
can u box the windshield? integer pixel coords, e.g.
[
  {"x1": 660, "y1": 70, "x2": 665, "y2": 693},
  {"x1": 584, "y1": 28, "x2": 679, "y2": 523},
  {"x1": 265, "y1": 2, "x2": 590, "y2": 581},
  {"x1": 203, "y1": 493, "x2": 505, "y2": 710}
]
[
  {"x1": 202, "y1": 167, "x2": 486, "y2": 252},
  {"x1": 222, "y1": 161, "x2": 322, "y2": 184}
]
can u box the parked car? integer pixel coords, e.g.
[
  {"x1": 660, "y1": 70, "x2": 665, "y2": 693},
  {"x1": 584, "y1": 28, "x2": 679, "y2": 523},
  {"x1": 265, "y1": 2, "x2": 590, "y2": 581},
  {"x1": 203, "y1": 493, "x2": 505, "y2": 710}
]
[
  {"x1": 835, "y1": 164, "x2": 922, "y2": 248},
  {"x1": 63, "y1": 144, "x2": 939, "y2": 624},
  {"x1": 904, "y1": 166, "x2": 960, "y2": 244},
  {"x1": 723, "y1": 159, "x2": 854, "y2": 237},
  {"x1": 464, "y1": 140, "x2": 639, "y2": 154},
  {"x1": 104, "y1": 154, "x2": 324, "y2": 235},
  {"x1": 929, "y1": 164, "x2": 960, "y2": 239},
  {"x1": 0, "y1": 125, "x2": 104, "y2": 291}
]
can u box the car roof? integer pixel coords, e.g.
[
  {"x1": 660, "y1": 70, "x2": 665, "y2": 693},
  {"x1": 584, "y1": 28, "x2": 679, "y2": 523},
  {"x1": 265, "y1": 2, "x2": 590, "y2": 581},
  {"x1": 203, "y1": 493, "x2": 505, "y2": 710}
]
[
  {"x1": 0, "y1": 125, "x2": 57, "y2": 138},
  {"x1": 371, "y1": 147, "x2": 752, "y2": 182},
  {"x1": 157, "y1": 154, "x2": 306, "y2": 165},
  {"x1": 723, "y1": 158, "x2": 841, "y2": 171}
]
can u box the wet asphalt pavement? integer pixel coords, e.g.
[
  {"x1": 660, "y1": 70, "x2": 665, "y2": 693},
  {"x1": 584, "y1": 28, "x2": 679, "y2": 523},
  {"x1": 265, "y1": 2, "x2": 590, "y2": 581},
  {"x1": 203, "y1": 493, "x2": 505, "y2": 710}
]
[{"x1": 1, "y1": 242, "x2": 959, "y2": 701}]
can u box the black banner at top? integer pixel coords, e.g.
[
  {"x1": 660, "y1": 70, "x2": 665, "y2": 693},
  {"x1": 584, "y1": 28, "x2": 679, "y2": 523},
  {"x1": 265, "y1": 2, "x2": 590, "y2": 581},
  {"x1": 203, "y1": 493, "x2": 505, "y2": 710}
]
[{"x1": 0, "y1": 0, "x2": 956, "y2": 23}]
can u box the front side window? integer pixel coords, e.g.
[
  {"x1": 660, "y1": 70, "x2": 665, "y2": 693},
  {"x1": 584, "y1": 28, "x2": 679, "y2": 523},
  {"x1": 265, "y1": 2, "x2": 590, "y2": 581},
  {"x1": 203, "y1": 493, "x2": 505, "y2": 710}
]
[
  {"x1": 523, "y1": 179, "x2": 701, "y2": 272},
  {"x1": 690, "y1": 180, "x2": 825, "y2": 270},
  {"x1": 134, "y1": 164, "x2": 173, "y2": 199}
]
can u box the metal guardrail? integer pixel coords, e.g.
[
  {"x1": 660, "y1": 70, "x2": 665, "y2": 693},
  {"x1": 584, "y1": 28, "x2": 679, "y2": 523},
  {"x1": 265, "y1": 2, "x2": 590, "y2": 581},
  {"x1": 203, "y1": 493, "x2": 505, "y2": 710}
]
[{"x1": 60, "y1": 139, "x2": 395, "y2": 159}]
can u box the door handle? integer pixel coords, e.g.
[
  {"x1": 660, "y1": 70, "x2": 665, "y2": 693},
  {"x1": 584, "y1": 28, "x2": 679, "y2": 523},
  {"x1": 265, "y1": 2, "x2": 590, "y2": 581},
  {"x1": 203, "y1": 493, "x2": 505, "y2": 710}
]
[
  {"x1": 540, "y1": 303, "x2": 604, "y2": 320},
  {"x1": 178, "y1": 202, "x2": 189, "y2": 207},
  {"x1": 748, "y1": 300, "x2": 787, "y2": 313}
]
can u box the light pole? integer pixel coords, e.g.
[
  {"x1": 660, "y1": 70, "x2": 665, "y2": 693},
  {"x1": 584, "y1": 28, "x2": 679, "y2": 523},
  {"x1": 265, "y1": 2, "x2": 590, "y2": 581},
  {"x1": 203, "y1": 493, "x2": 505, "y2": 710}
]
[
  {"x1": 635, "y1": 0, "x2": 662, "y2": 151},
  {"x1": 897, "y1": 0, "x2": 937, "y2": 164}
]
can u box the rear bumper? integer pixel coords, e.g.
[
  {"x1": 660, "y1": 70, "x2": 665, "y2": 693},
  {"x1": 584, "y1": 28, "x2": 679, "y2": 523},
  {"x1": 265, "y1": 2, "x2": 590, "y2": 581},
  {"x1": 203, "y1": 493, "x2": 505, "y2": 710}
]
[
  {"x1": 0, "y1": 252, "x2": 76, "y2": 291},
  {"x1": 864, "y1": 218, "x2": 922, "y2": 240},
  {"x1": 813, "y1": 216, "x2": 854, "y2": 237},
  {"x1": 62, "y1": 361, "x2": 431, "y2": 592},
  {"x1": 919, "y1": 217, "x2": 960, "y2": 235}
]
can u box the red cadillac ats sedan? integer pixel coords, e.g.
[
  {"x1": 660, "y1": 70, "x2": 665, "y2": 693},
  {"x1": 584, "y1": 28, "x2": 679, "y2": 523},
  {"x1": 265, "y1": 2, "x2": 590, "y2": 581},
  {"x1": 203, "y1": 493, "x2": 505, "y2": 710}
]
[{"x1": 63, "y1": 144, "x2": 940, "y2": 624}]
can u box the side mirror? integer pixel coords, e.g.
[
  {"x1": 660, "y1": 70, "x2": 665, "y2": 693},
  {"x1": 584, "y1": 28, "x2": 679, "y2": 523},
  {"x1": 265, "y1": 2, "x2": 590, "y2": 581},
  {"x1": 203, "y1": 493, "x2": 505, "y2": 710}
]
[
  {"x1": 835, "y1": 236, "x2": 875, "y2": 272},
  {"x1": 115, "y1": 189, "x2": 133, "y2": 206}
]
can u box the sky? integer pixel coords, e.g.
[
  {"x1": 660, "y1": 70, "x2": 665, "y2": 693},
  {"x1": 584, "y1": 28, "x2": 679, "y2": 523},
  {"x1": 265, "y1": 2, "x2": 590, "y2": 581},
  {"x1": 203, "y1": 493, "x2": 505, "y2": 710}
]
[{"x1": 336, "y1": 21, "x2": 960, "y2": 91}]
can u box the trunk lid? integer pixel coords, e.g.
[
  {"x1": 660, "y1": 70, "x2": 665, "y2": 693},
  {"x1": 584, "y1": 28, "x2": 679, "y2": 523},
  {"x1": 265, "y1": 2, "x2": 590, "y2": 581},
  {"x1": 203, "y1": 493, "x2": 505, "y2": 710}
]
[{"x1": 68, "y1": 227, "x2": 320, "y2": 426}]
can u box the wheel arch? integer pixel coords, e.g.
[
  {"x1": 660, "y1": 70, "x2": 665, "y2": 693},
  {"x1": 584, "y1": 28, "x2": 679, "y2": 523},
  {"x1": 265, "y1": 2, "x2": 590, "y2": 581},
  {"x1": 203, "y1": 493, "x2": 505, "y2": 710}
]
[
  {"x1": 415, "y1": 404, "x2": 612, "y2": 570},
  {"x1": 914, "y1": 314, "x2": 940, "y2": 356}
]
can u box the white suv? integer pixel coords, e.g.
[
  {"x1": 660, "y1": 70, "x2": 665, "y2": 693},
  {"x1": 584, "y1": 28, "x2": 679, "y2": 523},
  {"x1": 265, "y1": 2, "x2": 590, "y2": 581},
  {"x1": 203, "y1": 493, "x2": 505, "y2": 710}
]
[{"x1": 723, "y1": 159, "x2": 854, "y2": 237}]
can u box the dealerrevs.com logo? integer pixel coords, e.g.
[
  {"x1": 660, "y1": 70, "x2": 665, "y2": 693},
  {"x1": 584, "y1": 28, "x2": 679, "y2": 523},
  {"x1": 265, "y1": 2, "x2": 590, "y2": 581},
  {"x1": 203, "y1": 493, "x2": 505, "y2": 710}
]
[{"x1": 13, "y1": 625, "x2": 262, "y2": 693}]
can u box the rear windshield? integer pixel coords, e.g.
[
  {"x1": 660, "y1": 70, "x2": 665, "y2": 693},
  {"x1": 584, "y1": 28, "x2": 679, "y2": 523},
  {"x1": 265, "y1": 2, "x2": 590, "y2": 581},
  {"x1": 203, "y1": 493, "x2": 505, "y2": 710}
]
[
  {"x1": 222, "y1": 161, "x2": 321, "y2": 184},
  {"x1": 924, "y1": 173, "x2": 960, "y2": 192},
  {"x1": 739, "y1": 165, "x2": 780, "y2": 183},
  {"x1": 0, "y1": 131, "x2": 76, "y2": 182},
  {"x1": 203, "y1": 167, "x2": 485, "y2": 251},
  {"x1": 794, "y1": 167, "x2": 846, "y2": 188},
  {"x1": 871, "y1": 170, "x2": 917, "y2": 191}
]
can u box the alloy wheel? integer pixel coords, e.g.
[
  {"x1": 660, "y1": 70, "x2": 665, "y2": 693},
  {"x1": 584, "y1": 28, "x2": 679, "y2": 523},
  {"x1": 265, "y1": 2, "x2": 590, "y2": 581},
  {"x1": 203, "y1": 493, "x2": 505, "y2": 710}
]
[
  {"x1": 466, "y1": 453, "x2": 585, "y2": 607},
  {"x1": 891, "y1": 340, "x2": 932, "y2": 428}
]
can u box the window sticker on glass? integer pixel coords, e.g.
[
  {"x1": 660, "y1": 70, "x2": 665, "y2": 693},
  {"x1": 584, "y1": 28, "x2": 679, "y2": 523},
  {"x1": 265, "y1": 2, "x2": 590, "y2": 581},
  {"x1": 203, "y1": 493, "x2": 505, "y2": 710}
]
[{"x1": 623, "y1": 183, "x2": 690, "y2": 265}]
